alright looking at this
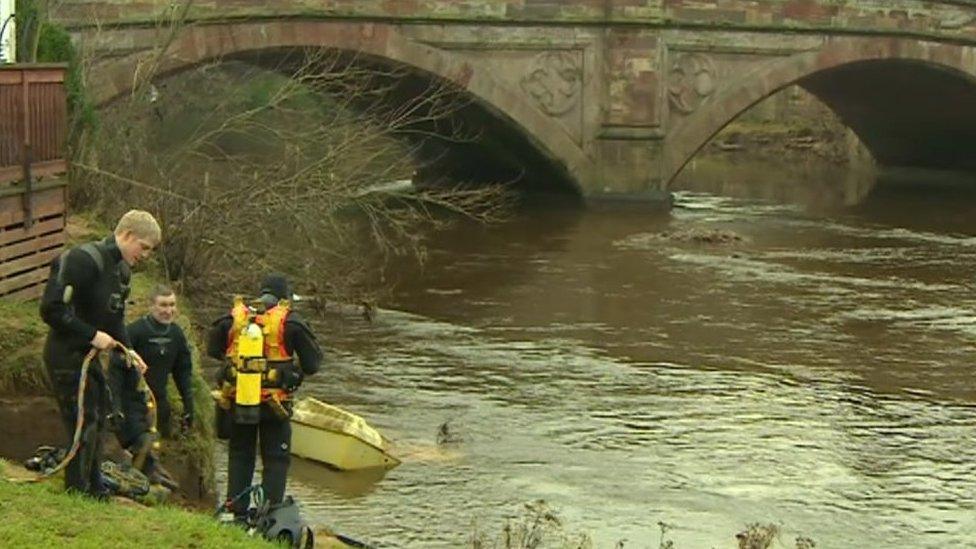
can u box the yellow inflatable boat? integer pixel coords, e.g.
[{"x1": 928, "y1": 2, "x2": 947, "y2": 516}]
[{"x1": 290, "y1": 397, "x2": 400, "y2": 471}]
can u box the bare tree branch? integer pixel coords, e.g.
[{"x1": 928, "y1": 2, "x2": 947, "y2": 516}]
[{"x1": 68, "y1": 45, "x2": 510, "y2": 313}]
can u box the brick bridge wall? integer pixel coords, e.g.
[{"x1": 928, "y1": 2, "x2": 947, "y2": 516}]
[{"x1": 55, "y1": 1, "x2": 976, "y2": 200}]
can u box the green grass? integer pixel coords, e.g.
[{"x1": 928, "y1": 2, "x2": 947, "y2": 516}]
[
  {"x1": 0, "y1": 463, "x2": 272, "y2": 548},
  {"x1": 65, "y1": 211, "x2": 110, "y2": 247},
  {"x1": 0, "y1": 298, "x2": 50, "y2": 395}
]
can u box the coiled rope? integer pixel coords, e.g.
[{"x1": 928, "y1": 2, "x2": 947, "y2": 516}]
[{"x1": 24, "y1": 342, "x2": 158, "y2": 480}]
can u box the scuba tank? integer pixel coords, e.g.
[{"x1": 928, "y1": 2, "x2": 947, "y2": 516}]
[
  {"x1": 216, "y1": 295, "x2": 295, "y2": 427},
  {"x1": 24, "y1": 446, "x2": 66, "y2": 474},
  {"x1": 231, "y1": 298, "x2": 267, "y2": 425}
]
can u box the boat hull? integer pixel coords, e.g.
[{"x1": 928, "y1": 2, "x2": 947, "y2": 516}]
[{"x1": 291, "y1": 418, "x2": 400, "y2": 471}]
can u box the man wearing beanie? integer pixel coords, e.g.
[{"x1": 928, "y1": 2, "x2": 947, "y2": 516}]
[{"x1": 207, "y1": 273, "x2": 322, "y2": 518}]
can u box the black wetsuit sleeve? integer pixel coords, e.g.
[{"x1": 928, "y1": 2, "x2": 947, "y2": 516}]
[
  {"x1": 286, "y1": 317, "x2": 322, "y2": 376},
  {"x1": 207, "y1": 315, "x2": 233, "y2": 360},
  {"x1": 39, "y1": 248, "x2": 98, "y2": 342},
  {"x1": 172, "y1": 326, "x2": 195, "y2": 418}
]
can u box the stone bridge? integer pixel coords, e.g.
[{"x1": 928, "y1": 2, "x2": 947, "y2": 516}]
[{"x1": 55, "y1": 1, "x2": 976, "y2": 201}]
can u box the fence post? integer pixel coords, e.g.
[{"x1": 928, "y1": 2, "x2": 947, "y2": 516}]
[{"x1": 20, "y1": 68, "x2": 32, "y2": 228}]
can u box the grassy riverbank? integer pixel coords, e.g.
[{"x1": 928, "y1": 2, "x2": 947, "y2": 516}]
[
  {"x1": 0, "y1": 213, "x2": 217, "y2": 503},
  {"x1": 0, "y1": 460, "x2": 270, "y2": 548},
  {"x1": 0, "y1": 297, "x2": 48, "y2": 395}
]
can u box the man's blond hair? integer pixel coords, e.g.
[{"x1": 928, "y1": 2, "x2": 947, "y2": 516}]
[{"x1": 115, "y1": 210, "x2": 162, "y2": 244}]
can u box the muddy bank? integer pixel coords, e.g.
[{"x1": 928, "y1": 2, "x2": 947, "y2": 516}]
[
  {"x1": 0, "y1": 396, "x2": 215, "y2": 507},
  {"x1": 702, "y1": 84, "x2": 873, "y2": 167},
  {"x1": 0, "y1": 397, "x2": 65, "y2": 461},
  {"x1": 704, "y1": 122, "x2": 868, "y2": 166}
]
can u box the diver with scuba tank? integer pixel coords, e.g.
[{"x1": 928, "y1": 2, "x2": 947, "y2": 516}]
[
  {"x1": 39, "y1": 210, "x2": 160, "y2": 496},
  {"x1": 207, "y1": 273, "x2": 322, "y2": 520}
]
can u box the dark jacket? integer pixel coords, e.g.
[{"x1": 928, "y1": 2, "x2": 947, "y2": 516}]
[{"x1": 40, "y1": 236, "x2": 131, "y2": 356}]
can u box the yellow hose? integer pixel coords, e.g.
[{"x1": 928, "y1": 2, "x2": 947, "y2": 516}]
[{"x1": 38, "y1": 347, "x2": 97, "y2": 478}]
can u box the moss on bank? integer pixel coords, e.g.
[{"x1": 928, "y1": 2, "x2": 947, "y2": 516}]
[
  {"x1": 0, "y1": 460, "x2": 271, "y2": 548},
  {"x1": 0, "y1": 298, "x2": 49, "y2": 395}
]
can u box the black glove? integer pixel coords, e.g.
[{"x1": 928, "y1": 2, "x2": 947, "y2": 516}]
[{"x1": 280, "y1": 364, "x2": 303, "y2": 392}]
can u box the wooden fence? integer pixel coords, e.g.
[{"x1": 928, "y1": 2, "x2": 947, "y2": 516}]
[{"x1": 0, "y1": 65, "x2": 68, "y2": 300}]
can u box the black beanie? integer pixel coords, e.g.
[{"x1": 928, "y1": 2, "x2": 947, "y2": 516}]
[{"x1": 259, "y1": 273, "x2": 290, "y2": 300}]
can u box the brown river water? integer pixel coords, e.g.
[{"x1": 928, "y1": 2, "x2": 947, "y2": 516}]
[{"x1": 217, "y1": 167, "x2": 976, "y2": 548}]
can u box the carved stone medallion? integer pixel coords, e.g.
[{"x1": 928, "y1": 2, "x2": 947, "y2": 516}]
[
  {"x1": 521, "y1": 51, "x2": 582, "y2": 116},
  {"x1": 667, "y1": 53, "x2": 717, "y2": 114}
]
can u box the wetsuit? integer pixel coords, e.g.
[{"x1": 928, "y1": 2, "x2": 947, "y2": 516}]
[
  {"x1": 39, "y1": 236, "x2": 130, "y2": 495},
  {"x1": 126, "y1": 315, "x2": 194, "y2": 439},
  {"x1": 207, "y1": 301, "x2": 321, "y2": 513}
]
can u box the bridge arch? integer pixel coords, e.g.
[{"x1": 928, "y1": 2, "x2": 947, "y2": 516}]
[
  {"x1": 664, "y1": 37, "x2": 976, "y2": 187},
  {"x1": 87, "y1": 20, "x2": 592, "y2": 192}
]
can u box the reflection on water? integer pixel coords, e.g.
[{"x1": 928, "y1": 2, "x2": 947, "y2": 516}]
[
  {"x1": 219, "y1": 168, "x2": 976, "y2": 547},
  {"x1": 288, "y1": 457, "x2": 391, "y2": 498},
  {"x1": 674, "y1": 155, "x2": 878, "y2": 208}
]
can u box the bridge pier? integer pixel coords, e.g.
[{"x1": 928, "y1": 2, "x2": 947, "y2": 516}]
[{"x1": 585, "y1": 138, "x2": 672, "y2": 205}]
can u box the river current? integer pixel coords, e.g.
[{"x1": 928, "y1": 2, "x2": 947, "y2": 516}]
[{"x1": 219, "y1": 174, "x2": 976, "y2": 548}]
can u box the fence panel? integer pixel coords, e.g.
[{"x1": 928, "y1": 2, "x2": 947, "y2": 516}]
[{"x1": 0, "y1": 65, "x2": 68, "y2": 300}]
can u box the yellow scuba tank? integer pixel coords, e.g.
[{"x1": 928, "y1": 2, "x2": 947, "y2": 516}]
[
  {"x1": 219, "y1": 295, "x2": 296, "y2": 425},
  {"x1": 230, "y1": 297, "x2": 269, "y2": 427},
  {"x1": 235, "y1": 320, "x2": 265, "y2": 407}
]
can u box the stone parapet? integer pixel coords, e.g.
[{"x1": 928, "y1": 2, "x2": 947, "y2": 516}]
[{"x1": 53, "y1": 0, "x2": 976, "y2": 46}]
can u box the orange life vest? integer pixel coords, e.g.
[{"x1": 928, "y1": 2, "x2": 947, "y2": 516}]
[
  {"x1": 224, "y1": 298, "x2": 292, "y2": 363},
  {"x1": 221, "y1": 296, "x2": 294, "y2": 406}
]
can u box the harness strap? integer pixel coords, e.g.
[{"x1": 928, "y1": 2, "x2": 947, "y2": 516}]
[
  {"x1": 56, "y1": 242, "x2": 104, "y2": 287},
  {"x1": 224, "y1": 386, "x2": 293, "y2": 402}
]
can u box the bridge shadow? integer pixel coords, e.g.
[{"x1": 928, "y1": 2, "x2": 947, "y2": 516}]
[
  {"x1": 668, "y1": 42, "x2": 976, "y2": 204},
  {"x1": 850, "y1": 167, "x2": 976, "y2": 234},
  {"x1": 146, "y1": 46, "x2": 583, "y2": 199},
  {"x1": 799, "y1": 59, "x2": 976, "y2": 174}
]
